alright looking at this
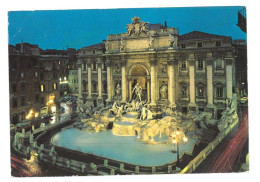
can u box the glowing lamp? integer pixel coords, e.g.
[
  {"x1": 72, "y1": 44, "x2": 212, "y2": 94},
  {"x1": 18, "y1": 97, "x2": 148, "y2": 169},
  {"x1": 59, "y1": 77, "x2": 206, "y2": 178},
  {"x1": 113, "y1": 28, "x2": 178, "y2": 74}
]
[
  {"x1": 183, "y1": 137, "x2": 188, "y2": 142},
  {"x1": 34, "y1": 112, "x2": 39, "y2": 118},
  {"x1": 51, "y1": 106, "x2": 56, "y2": 113}
]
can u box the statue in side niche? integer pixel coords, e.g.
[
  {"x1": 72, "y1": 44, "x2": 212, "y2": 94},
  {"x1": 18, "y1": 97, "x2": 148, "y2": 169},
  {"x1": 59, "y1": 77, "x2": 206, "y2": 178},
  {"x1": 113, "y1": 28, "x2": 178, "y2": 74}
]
[
  {"x1": 160, "y1": 82, "x2": 168, "y2": 100},
  {"x1": 115, "y1": 83, "x2": 121, "y2": 98}
]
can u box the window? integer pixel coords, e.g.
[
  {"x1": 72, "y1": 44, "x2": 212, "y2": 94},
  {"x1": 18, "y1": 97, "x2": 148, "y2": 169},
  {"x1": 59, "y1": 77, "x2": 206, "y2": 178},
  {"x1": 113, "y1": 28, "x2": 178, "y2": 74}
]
[
  {"x1": 21, "y1": 96, "x2": 26, "y2": 106},
  {"x1": 83, "y1": 82, "x2": 87, "y2": 91},
  {"x1": 35, "y1": 94, "x2": 39, "y2": 103},
  {"x1": 181, "y1": 44, "x2": 186, "y2": 48},
  {"x1": 40, "y1": 73, "x2": 44, "y2": 80},
  {"x1": 53, "y1": 73, "x2": 57, "y2": 79},
  {"x1": 20, "y1": 83, "x2": 25, "y2": 92},
  {"x1": 181, "y1": 61, "x2": 186, "y2": 69},
  {"x1": 93, "y1": 82, "x2": 97, "y2": 92},
  {"x1": 21, "y1": 112, "x2": 25, "y2": 120},
  {"x1": 198, "y1": 87, "x2": 204, "y2": 97},
  {"x1": 40, "y1": 85, "x2": 45, "y2": 92},
  {"x1": 216, "y1": 87, "x2": 224, "y2": 98},
  {"x1": 12, "y1": 98, "x2": 17, "y2": 108},
  {"x1": 53, "y1": 83, "x2": 57, "y2": 90},
  {"x1": 216, "y1": 41, "x2": 221, "y2": 46},
  {"x1": 64, "y1": 77, "x2": 67, "y2": 81},
  {"x1": 93, "y1": 62, "x2": 96, "y2": 71},
  {"x1": 197, "y1": 42, "x2": 202, "y2": 47},
  {"x1": 83, "y1": 63, "x2": 87, "y2": 70},
  {"x1": 198, "y1": 60, "x2": 203, "y2": 69},
  {"x1": 12, "y1": 84, "x2": 17, "y2": 93},
  {"x1": 216, "y1": 59, "x2": 223, "y2": 70},
  {"x1": 182, "y1": 86, "x2": 187, "y2": 96},
  {"x1": 41, "y1": 97, "x2": 44, "y2": 105},
  {"x1": 21, "y1": 73, "x2": 24, "y2": 78},
  {"x1": 93, "y1": 50, "x2": 95, "y2": 54}
]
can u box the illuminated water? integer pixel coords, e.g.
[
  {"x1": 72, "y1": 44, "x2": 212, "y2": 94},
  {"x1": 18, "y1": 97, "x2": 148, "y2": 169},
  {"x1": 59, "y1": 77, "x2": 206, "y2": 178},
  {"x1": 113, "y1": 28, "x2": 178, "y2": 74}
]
[{"x1": 52, "y1": 128, "x2": 197, "y2": 166}]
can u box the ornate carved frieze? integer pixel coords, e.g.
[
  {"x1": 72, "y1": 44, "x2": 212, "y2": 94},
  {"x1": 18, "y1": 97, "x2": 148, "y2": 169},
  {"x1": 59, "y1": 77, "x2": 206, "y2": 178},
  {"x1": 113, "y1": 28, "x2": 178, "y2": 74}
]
[
  {"x1": 149, "y1": 59, "x2": 157, "y2": 66},
  {"x1": 159, "y1": 62, "x2": 167, "y2": 73}
]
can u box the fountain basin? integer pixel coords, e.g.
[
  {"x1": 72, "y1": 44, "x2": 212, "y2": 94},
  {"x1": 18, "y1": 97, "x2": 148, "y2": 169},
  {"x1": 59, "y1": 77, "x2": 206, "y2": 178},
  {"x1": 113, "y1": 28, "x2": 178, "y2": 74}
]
[
  {"x1": 112, "y1": 121, "x2": 137, "y2": 136},
  {"x1": 51, "y1": 128, "x2": 197, "y2": 167}
]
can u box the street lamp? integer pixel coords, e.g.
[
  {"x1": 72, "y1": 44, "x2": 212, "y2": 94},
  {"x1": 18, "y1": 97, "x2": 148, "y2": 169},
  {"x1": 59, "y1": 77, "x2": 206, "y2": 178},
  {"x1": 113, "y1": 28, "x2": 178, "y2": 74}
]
[{"x1": 170, "y1": 128, "x2": 188, "y2": 169}]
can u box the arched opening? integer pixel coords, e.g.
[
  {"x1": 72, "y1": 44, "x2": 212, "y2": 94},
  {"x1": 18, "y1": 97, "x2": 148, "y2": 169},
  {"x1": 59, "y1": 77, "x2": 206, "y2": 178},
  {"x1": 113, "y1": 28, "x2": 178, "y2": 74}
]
[{"x1": 129, "y1": 65, "x2": 149, "y2": 102}]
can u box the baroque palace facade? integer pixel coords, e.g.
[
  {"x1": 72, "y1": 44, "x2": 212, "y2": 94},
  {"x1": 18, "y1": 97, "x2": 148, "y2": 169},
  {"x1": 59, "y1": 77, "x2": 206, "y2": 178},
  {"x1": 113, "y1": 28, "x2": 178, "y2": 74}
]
[{"x1": 77, "y1": 17, "x2": 238, "y2": 118}]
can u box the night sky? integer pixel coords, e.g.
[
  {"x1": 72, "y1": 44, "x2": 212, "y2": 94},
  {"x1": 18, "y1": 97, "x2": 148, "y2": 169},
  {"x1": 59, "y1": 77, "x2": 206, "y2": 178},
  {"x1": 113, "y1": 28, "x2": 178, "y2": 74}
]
[{"x1": 8, "y1": 6, "x2": 246, "y2": 50}]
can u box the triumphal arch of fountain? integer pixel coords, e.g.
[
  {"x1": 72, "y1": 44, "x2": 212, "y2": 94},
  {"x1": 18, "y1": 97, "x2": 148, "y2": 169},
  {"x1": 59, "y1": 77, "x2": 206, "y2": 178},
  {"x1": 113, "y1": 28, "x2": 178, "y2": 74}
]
[{"x1": 104, "y1": 16, "x2": 178, "y2": 108}]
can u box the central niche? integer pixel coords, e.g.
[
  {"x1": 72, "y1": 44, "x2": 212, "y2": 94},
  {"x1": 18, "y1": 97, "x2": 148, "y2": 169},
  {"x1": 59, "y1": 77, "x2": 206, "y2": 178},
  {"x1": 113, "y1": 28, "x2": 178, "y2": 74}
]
[{"x1": 129, "y1": 64, "x2": 149, "y2": 101}]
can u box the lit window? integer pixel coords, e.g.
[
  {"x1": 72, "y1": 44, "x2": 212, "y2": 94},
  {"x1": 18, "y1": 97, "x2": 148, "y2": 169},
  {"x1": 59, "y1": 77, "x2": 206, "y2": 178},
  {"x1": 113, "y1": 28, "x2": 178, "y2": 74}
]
[
  {"x1": 59, "y1": 61, "x2": 61, "y2": 64},
  {"x1": 41, "y1": 85, "x2": 44, "y2": 92},
  {"x1": 35, "y1": 72, "x2": 38, "y2": 77},
  {"x1": 64, "y1": 77, "x2": 67, "y2": 81},
  {"x1": 59, "y1": 77, "x2": 61, "y2": 82},
  {"x1": 198, "y1": 87, "x2": 204, "y2": 97},
  {"x1": 53, "y1": 83, "x2": 57, "y2": 90},
  {"x1": 21, "y1": 73, "x2": 24, "y2": 78}
]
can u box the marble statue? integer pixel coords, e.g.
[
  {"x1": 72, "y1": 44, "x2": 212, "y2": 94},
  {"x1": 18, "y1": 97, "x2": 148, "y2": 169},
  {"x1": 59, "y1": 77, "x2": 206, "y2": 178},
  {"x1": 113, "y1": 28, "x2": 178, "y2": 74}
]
[
  {"x1": 115, "y1": 83, "x2": 121, "y2": 99},
  {"x1": 132, "y1": 82, "x2": 142, "y2": 102},
  {"x1": 160, "y1": 82, "x2": 168, "y2": 100},
  {"x1": 169, "y1": 34, "x2": 175, "y2": 47},
  {"x1": 149, "y1": 36, "x2": 154, "y2": 48},
  {"x1": 140, "y1": 106, "x2": 147, "y2": 120},
  {"x1": 127, "y1": 16, "x2": 149, "y2": 36},
  {"x1": 109, "y1": 102, "x2": 118, "y2": 115}
]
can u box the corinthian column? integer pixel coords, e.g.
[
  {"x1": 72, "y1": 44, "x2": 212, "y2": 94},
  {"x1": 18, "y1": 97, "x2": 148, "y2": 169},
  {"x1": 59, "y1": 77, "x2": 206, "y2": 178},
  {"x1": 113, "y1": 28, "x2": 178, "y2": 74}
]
[
  {"x1": 188, "y1": 54, "x2": 196, "y2": 109},
  {"x1": 225, "y1": 57, "x2": 233, "y2": 100},
  {"x1": 121, "y1": 59, "x2": 127, "y2": 102},
  {"x1": 167, "y1": 59, "x2": 176, "y2": 108},
  {"x1": 87, "y1": 60, "x2": 92, "y2": 100},
  {"x1": 150, "y1": 59, "x2": 157, "y2": 105},
  {"x1": 77, "y1": 60, "x2": 82, "y2": 97},
  {"x1": 106, "y1": 59, "x2": 112, "y2": 102},
  {"x1": 206, "y1": 54, "x2": 214, "y2": 106},
  {"x1": 97, "y1": 58, "x2": 103, "y2": 104}
]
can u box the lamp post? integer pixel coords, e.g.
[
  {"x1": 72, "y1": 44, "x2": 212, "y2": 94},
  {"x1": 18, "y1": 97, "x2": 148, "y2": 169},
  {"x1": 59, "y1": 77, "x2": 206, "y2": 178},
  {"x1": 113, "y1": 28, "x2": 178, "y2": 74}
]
[{"x1": 170, "y1": 129, "x2": 188, "y2": 169}]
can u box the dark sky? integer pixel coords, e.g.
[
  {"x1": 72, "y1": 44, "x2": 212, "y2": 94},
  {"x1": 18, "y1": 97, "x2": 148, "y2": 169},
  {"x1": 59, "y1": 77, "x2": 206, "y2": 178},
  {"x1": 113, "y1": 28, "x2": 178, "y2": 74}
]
[{"x1": 8, "y1": 6, "x2": 246, "y2": 50}]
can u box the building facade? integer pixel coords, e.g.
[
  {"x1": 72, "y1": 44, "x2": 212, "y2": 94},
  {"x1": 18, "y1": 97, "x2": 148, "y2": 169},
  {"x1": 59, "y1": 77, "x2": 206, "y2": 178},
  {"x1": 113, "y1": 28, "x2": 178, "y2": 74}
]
[
  {"x1": 9, "y1": 42, "x2": 76, "y2": 124},
  {"x1": 77, "y1": 17, "x2": 239, "y2": 118}
]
